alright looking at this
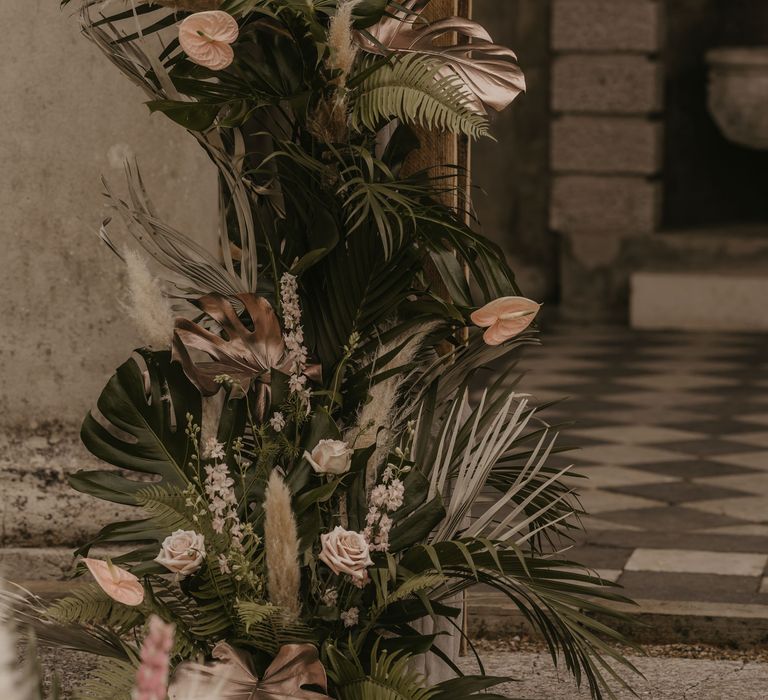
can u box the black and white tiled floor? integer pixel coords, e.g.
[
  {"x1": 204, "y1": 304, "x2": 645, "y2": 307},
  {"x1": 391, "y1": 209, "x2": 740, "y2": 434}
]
[{"x1": 515, "y1": 325, "x2": 768, "y2": 609}]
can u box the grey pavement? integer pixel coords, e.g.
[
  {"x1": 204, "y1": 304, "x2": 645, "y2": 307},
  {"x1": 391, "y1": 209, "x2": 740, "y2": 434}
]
[{"x1": 459, "y1": 651, "x2": 768, "y2": 699}]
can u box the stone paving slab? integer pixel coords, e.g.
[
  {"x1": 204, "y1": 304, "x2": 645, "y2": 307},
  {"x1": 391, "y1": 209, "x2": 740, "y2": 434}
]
[
  {"x1": 507, "y1": 326, "x2": 768, "y2": 619},
  {"x1": 458, "y1": 651, "x2": 768, "y2": 699}
]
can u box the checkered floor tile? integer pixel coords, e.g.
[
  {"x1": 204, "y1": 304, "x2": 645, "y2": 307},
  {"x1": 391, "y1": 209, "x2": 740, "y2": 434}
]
[{"x1": 513, "y1": 325, "x2": 768, "y2": 607}]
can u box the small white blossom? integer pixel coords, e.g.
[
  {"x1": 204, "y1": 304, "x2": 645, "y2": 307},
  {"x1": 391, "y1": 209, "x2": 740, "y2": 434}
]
[
  {"x1": 218, "y1": 554, "x2": 231, "y2": 575},
  {"x1": 202, "y1": 438, "x2": 226, "y2": 461},
  {"x1": 270, "y1": 412, "x2": 286, "y2": 432},
  {"x1": 203, "y1": 452, "x2": 243, "y2": 549},
  {"x1": 340, "y1": 607, "x2": 359, "y2": 628},
  {"x1": 321, "y1": 588, "x2": 339, "y2": 607},
  {"x1": 280, "y1": 273, "x2": 312, "y2": 405}
]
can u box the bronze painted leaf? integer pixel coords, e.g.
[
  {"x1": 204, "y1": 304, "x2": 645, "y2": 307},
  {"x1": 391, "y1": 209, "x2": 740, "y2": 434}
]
[{"x1": 358, "y1": 1, "x2": 525, "y2": 112}]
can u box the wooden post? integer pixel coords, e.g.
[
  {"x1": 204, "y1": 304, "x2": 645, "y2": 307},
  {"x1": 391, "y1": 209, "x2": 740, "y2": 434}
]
[{"x1": 407, "y1": 0, "x2": 474, "y2": 682}]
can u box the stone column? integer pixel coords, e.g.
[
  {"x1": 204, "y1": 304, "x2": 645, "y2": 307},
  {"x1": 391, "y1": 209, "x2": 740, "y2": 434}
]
[
  {"x1": 549, "y1": 0, "x2": 664, "y2": 320},
  {"x1": 0, "y1": 2, "x2": 216, "y2": 579}
]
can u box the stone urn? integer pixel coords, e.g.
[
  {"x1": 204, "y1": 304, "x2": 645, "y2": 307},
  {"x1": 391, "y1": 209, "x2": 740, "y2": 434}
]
[{"x1": 707, "y1": 47, "x2": 768, "y2": 150}]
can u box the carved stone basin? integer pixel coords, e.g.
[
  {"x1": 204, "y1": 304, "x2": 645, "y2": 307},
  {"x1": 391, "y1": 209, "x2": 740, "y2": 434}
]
[{"x1": 707, "y1": 47, "x2": 768, "y2": 150}]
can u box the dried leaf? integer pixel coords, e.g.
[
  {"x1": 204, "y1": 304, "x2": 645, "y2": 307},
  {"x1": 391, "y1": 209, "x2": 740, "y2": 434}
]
[{"x1": 172, "y1": 294, "x2": 321, "y2": 399}]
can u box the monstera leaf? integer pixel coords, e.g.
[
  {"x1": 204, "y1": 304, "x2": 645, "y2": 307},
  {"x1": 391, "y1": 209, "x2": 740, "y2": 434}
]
[
  {"x1": 71, "y1": 349, "x2": 201, "y2": 506},
  {"x1": 357, "y1": 0, "x2": 525, "y2": 112}
]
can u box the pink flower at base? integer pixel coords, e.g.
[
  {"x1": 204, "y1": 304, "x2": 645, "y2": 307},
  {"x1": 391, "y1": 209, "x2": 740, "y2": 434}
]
[
  {"x1": 134, "y1": 616, "x2": 175, "y2": 700},
  {"x1": 179, "y1": 11, "x2": 239, "y2": 71},
  {"x1": 82, "y1": 558, "x2": 145, "y2": 607},
  {"x1": 470, "y1": 296, "x2": 540, "y2": 346},
  {"x1": 319, "y1": 526, "x2": 373, "y2": 587}
]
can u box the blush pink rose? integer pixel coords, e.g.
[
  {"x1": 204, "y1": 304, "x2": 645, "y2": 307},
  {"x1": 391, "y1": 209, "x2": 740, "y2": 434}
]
[
  {"x1": 319, "y1": 526, "x2": 373, "y2": 587},
  {"x1": 155, "y1": 530, "x2": 206, "y2": 577},
  {"x1": 470, "y1": 296, "x2": 540, "y2": 346},
  {"x1": 305, "y1": 439, "x2": 352, "y2": 475},
  {"x1": 83, "y1": 558, "x2": 144, "y2": 607},
  {"x1": 179, "y1": 11, "x2": 239, "y2": 71}
]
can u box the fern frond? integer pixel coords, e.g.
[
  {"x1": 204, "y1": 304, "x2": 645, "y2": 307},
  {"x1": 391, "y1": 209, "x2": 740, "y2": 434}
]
[
  {"x1": 327, "y1": 643, "x2": 434, "y2": 700},
  {"x1": 47, "y1": 584, "x2": 142, "y2": 632},
  {"x1": 74, "y1": 657, "x2": 136, "y2": 700},
  {"x1": 236, "y1": 601, "x2": 278, "y2": 633},
  {"x1": 135, "y1": 485, "x2": 208, "y2": 538},
  {"x1": 235, "y1": 602, "x2": 315, "y2": 653},
  {"x1": 351, "y1": 55, "x2": 490, "y2": 139}
]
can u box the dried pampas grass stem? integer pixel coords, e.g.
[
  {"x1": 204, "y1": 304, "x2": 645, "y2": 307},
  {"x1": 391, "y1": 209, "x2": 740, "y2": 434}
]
[
  {"x1": 263, "y1": 471, "x2": 301, "y2": 619},
  {"x1": 123, "y1": 247, "x2": 176, "y2": 349}
]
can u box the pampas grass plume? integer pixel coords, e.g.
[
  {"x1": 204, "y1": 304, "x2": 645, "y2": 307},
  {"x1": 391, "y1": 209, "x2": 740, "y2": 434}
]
[
  {"x1": 0, "y1": 595, "x2": 37, "y2": 700},
  {"x1": 328, "y1": 0, "x2": 361, "y2": 86},
  {"x1": 123, "y1": 247, "x2": 175, "y2": 349},
  {"x1": 347, "y1": 324, "x2": 437, "y2": 490},
  {"x1": 264, "y1": 471, "x2": 301, "y2": 619}
]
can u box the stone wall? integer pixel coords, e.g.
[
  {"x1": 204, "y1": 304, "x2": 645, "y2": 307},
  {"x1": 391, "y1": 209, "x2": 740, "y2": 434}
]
[
  {"x1": 0, "y1": 3, "x2": 216, "y2": 555},
  {"x1": 549, "y1": 0, "x2": 664, "y2": 320},
  {"x1": 473, "y1": 0, "x2": 556, "y2": 301}
]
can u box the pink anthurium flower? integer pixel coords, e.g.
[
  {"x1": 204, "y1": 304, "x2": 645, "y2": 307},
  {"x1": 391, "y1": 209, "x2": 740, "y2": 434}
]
[
  {"x1": 179, "y1": 11, "x2": 239, "y2": 71},
  {"x1": 470, "y1": 296, "x2": 540, "y2": 346},
  {"x1": 83, "y1": 558, "x2": 145, "y2": 607}
]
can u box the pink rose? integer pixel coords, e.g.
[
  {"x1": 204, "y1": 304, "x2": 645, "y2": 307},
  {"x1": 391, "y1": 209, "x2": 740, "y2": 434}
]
[
  {"x1": 83, "y1": 558, "x2": 144, "y2": 607},
  {"x1": 305, "y1": 439, "x2": 352, "y2": 475},
  {"x1": 470, "y1": 296, "x2": 540, "y2": 346},
  {"x1": 179, "y1": 11, "x2": 239, "y2": 71},
  {"x1": 319, "y1": 526, "x2": 373, "y2": 587},
  {"x1": 155, "y1": 530, "x2": 206, "y2": 577}
]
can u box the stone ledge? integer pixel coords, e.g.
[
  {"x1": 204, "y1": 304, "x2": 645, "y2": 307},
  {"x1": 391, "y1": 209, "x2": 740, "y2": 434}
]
[
  {"x1": 0, "y1": 547, "x2": 127, "y2": 583},
  {"x1": 631, "y1": 270, "x2": 768, "y2": 332},
  {"x1": 0, "y1": 427, "x2": 133, "y2": 547},
  {"x1": 553, "y1": 0, "x2": 663, "y2": 52},
  {"x1": 468, "y1": 592, "x2": 768, "y2": 647}
]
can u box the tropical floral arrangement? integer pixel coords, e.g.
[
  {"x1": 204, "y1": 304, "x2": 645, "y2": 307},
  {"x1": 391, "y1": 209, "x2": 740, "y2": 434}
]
[{"x1": 9, "y1": 1, "x2": 638, "y2": 698}]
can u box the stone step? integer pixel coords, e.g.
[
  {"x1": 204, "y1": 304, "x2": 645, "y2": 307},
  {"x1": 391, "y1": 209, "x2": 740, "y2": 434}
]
[
  {"x1": 6, "y1": 566, "x2": 768, "y2": 648},
  {"x1": 0, "y1": 427, "x2": 133, "y2": 547},
  {"x1": 630, "y1": 269, "x2": 768, "y2": 331},
  {"x1": 467, "y1": 591, "x2": 768, "y2": 648}
]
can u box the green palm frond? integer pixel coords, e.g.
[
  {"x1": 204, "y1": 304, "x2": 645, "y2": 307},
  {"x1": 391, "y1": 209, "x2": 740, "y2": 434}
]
[
  {"x1": 351, "y1": 55, "x2": 490, "y2": 139},
  {"x1": 47, "y1": 585, "x2": 142, "y2": 632},
  {"x1": 73, "y1": 657, "x2": 136, "y2": 700},
  {"x1": 374, "y1": 573, "x2": 447, "y2": 614},
  {"x1": 398, "y1": 539, "x2": 640, "y2": 700},
  {"x1": 327, "y1": 643, "x2": 434, "y2": 700}
]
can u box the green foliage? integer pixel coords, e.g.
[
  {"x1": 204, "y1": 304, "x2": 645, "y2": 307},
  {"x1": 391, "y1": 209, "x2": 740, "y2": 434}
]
[
  {"x1": 351, "y1": 55, "x2": 490, "y2": 139},
  {"x1": 326, "y1": 643, "x2": 435, "y2": 700},
  {"x1": 73, "y1": 658, "x2": 136, "y2": 700},
  {"x1": 73, "y1": 350, "x2": 201, "y2": 506},
  {"x1": 47, "y1": 585, "x2": 142, "y2": 632},
  {"x1": 46, "y1": 3, "x2": 641, "y2": 700}
]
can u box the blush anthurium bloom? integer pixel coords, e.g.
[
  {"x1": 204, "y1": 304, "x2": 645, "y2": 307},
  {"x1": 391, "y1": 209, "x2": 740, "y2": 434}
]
[
  {"x1": 83, "y1": 558, "x2": 145, "y2": 607},
  {"x1": 179, "y1": 11, "x2": 239, "y2": 71},
  {"x1": 470, "y1": 296, "x2": 540, "y2": 346}
]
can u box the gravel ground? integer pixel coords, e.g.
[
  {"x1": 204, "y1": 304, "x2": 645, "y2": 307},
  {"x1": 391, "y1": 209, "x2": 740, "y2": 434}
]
[
  {"x1": 459, "y1": 651, "x2": 768, "y2": 700},
  {"x1": 473, "y1": 636, "x2": 768, "y2": 662},
  {"x1": 37, "y1": 641, "x2": 768, "y2": 699}
]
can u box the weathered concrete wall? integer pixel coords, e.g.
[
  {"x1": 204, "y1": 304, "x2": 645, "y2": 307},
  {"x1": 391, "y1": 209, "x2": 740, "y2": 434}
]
[{"x1": 0, "y1": 1, "x2": 217, "y2": 432}]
